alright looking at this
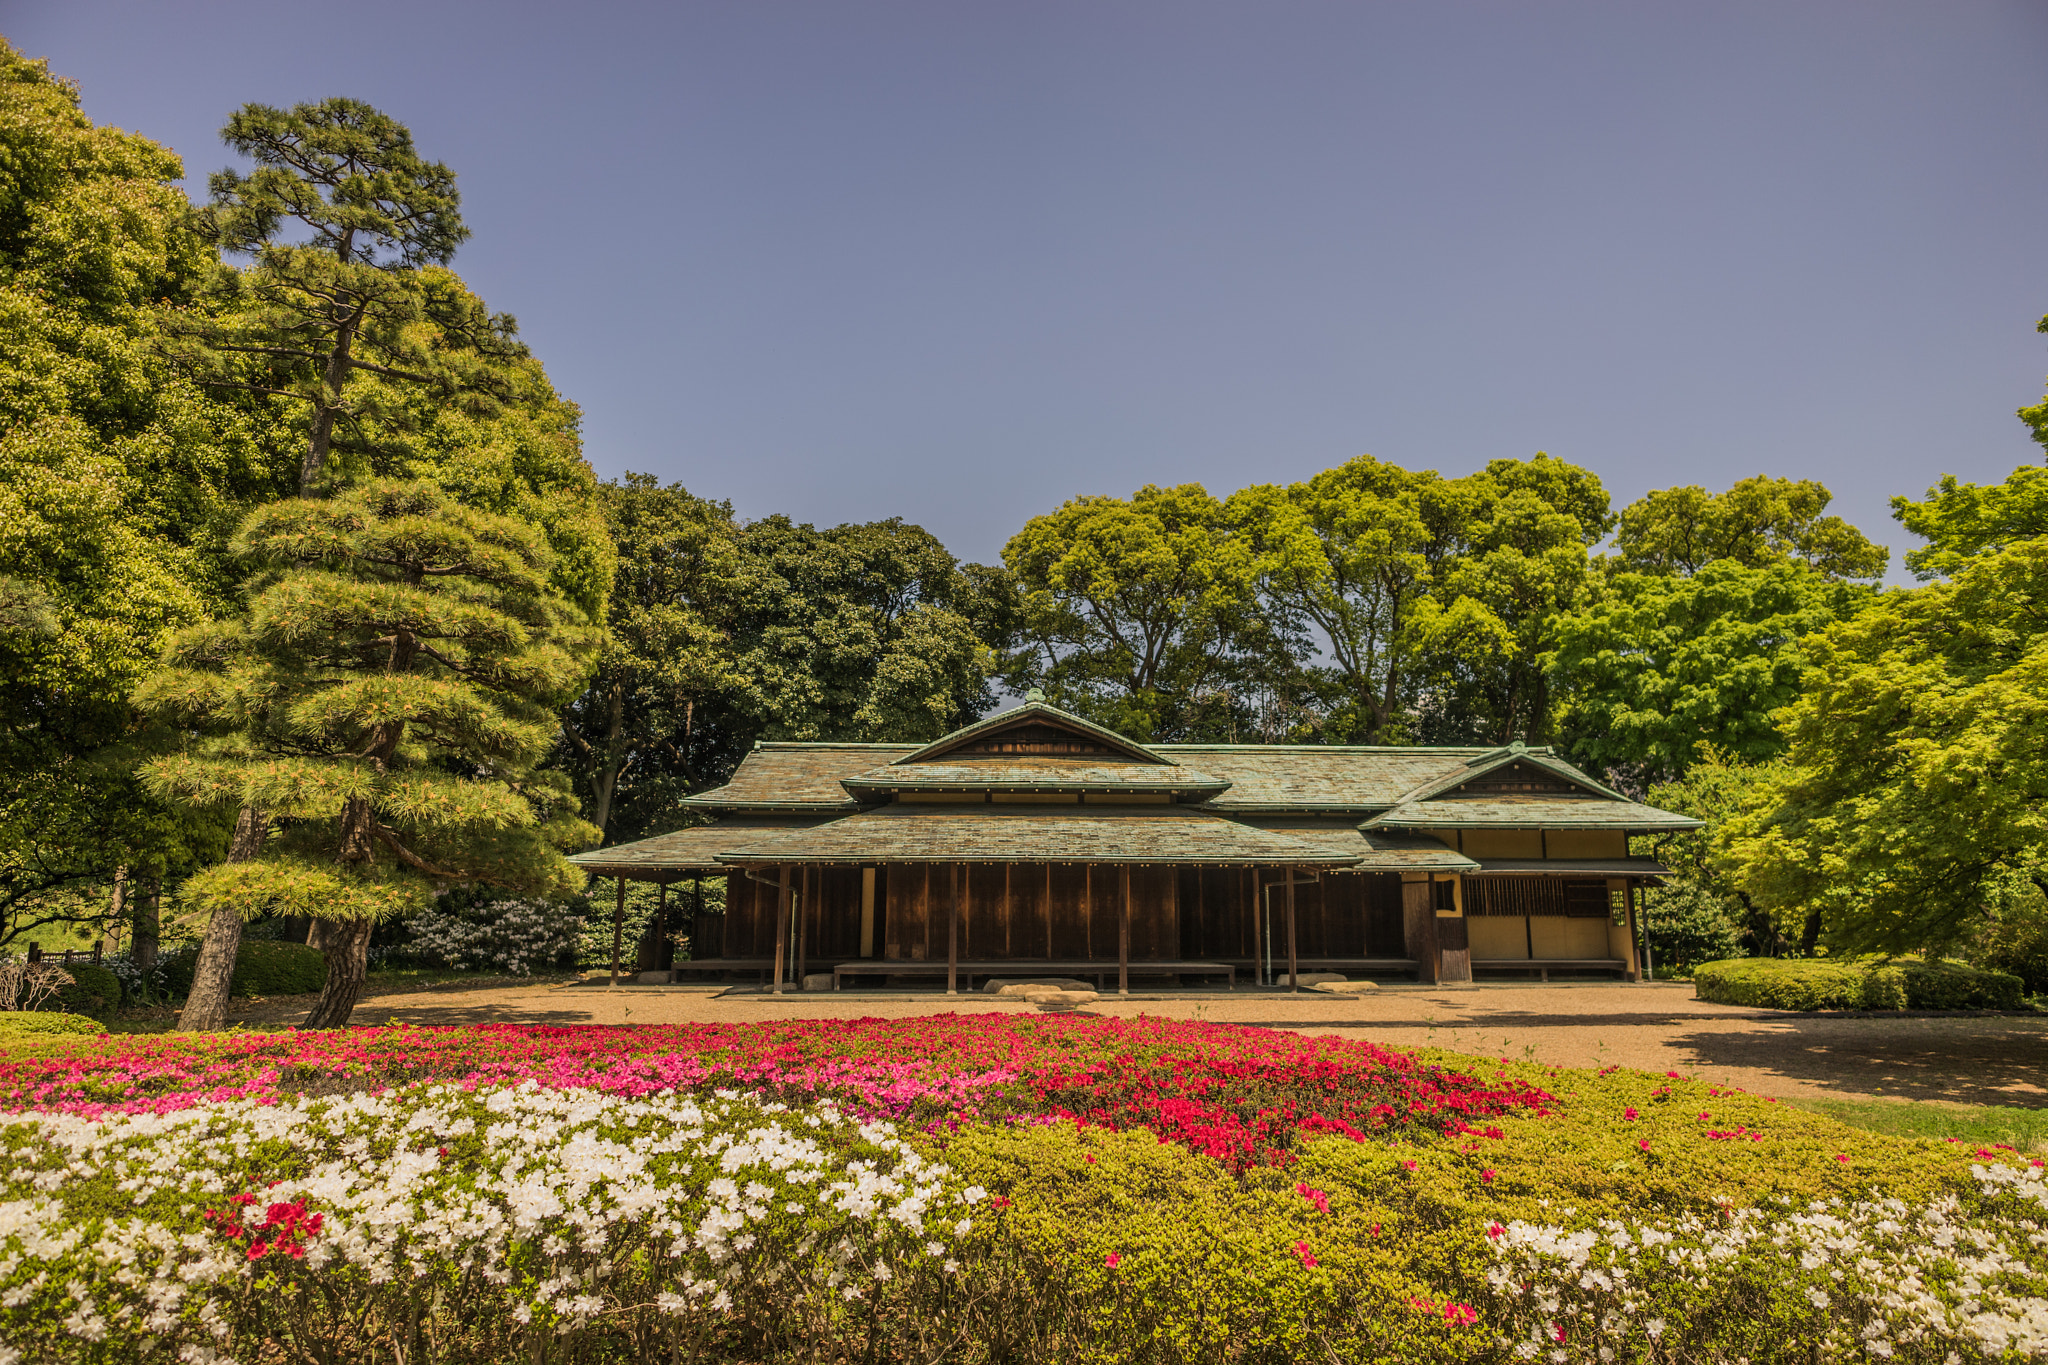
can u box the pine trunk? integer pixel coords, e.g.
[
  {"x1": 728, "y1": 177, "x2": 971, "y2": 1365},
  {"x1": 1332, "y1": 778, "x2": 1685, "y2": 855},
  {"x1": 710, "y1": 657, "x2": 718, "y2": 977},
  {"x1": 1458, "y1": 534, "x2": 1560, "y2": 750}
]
[
  {"x1": 133, "y1": 877, "x2": 160, "y2": 970},
  {"x1": 177, "y1": 807, "x2": 268, "y2": 1032},
  {"x1": 301, "y1": 918, "x2": 374, "y2": 1028}
]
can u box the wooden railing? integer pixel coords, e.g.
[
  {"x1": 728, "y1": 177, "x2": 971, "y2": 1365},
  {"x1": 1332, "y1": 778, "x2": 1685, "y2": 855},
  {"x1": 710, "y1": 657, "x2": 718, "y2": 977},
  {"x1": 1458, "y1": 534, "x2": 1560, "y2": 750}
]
[{"x1": 23, "y1": 943, "x2": 103, "y2": 966}]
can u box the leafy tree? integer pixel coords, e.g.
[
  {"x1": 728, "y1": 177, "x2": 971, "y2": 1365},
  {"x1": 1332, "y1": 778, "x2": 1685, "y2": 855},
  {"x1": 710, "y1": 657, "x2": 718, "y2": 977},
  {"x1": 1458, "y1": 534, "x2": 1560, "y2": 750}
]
[
  {"x1": 1407, "y1": 453, "x2": 1616, "y2": 745},
  {"x1": 559, "y1": 486, "x2": 1011, "y2": 844},
  {"x1": 167, "y1": 98, "x2": 515, "y2": 495},
  {"x1": 138, "y1": 480, "x2": 600, "y2": 1026},
  {"x1": 1615, "y1": 476, "x2": 1888, "y2": 581},
  {"x1": 0, "y1": 43, "x2": 287, "y2": 946},
  {"x1": 1642, "y1": 751, "x2": 1796, "y2": 956},
  {"x1": 1226, "y1": 456, "x2": 1449, "y2": 743},
  {"x1": 1004, "y1": 483, "x2": 1268, "y2": 741},
  {"x1": 1714, "y1": 524, "x2": 2048, "y2": 954},
  {"x1": 1548, "y1": 561, "x2": 1873, "y2": 783},
  {"x1": 1891, "y1": 465, "x2": 2048, "y2": 580}
]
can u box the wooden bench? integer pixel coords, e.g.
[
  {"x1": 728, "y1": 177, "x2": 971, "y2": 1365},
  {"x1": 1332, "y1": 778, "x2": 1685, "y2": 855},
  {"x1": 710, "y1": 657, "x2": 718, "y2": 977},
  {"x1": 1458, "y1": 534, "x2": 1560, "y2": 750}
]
[
  {"x1": 1472, "y1": 957, "x2": 1628, "y2": 983},
  {"x1": 829, "y1": 959, "x2": 1235, "y2": 991}
]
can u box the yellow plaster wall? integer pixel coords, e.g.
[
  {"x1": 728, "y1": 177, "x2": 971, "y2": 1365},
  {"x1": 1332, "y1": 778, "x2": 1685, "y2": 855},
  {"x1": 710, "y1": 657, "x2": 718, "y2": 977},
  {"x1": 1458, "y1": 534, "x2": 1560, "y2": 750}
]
[
  {"x1": 1468, "y1": 918, "x2": 1528, "y2": 959},
  {"x1": 1545, "y1": 830, "x2": 1629, "y2": 858},
  {"x1": 1528, "y1": 916, "x2": 1615, "y2": 959},
  {"x1": 1458, "y1": 829, "x2": 1544, "y2": 859}
]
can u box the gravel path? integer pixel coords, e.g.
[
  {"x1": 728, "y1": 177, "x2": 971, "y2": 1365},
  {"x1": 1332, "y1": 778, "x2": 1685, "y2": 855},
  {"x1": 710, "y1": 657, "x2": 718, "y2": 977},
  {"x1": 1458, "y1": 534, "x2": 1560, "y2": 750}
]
[{"x1": 195, "y1": 977, "x2": 2048, "y2": 1108}]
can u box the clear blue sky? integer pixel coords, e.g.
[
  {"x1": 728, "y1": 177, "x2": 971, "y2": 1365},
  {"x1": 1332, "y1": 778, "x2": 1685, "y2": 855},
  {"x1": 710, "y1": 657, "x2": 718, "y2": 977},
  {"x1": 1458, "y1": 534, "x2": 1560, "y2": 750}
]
[{"x1": 13, "y1": 1, "x2": 2048, "y2": 573}]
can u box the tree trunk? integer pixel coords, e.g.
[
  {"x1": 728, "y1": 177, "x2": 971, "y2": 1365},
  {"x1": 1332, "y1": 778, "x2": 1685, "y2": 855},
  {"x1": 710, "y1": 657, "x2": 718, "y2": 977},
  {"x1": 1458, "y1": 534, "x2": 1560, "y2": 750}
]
[
  {"x1": 301, "y1": 918, "x2": 374, "y2": 1029},
  {"x1": 133, "y1": 876, "x2": 160, "y2": 971},
  {"x1": 1798, "y1": 909, "x2": 1823, "y2": 957},
  {"x1": 591, "y1": 682, "x2": 626, "y2": 837},
  {"x1": 106, "y1": 867, "x2": 127, "y2": 955},
  {"x1": 177, "y1": 807, "x2": 268, "y2": 1032}
]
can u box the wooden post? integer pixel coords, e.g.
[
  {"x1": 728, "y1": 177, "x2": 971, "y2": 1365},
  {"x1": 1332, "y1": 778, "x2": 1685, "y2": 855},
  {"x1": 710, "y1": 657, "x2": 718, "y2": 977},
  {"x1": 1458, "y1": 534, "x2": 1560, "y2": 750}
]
[
  {"x1": 1118, "y1": 864, "x2": 1131, "y2": 996},
  {"x1": 947, "y1": 864, "x2": 960, "y2": 995},
  {"x1": 655, "y1": 881, "x2": 669, "y2": 973},
  {"x1": 772, "y1": 866, "x2": 792, "y2": 994},
  {"x1": 797, "y1": 865, "x2": 810, "y2": 983},
  {"x1": 1626, "y1": 879, "x2": 1645, "y2": 982},
  {"x1": 609, "y1": 877, "x2": 626, "y2": 987},
  {"x1": 1251, "y1": 866, "x2": 1264, "y2": 986},
  {"x1": 1284, "y1": 869, "x2": 1300, "y2": 991}
]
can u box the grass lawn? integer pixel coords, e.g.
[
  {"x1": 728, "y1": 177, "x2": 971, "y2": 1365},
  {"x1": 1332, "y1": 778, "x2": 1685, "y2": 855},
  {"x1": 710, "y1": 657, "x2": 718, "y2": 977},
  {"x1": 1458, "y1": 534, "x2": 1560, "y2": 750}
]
[{"x1": 1792, "y1": 1095, "x2": 2048, "y2": 1152}]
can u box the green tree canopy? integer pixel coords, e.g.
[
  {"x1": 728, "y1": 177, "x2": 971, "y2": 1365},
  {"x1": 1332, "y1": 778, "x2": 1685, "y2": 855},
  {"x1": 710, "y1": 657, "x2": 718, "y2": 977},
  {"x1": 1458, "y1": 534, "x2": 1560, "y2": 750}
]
[
  {"x1": 138, "y1": 480, "x2": 600, "y2": 1025},
  {"x1": 1003, "y1": 483, "x2": 1264, "y2": 741},
  {"x1": 559, "y1": 482, "x2": 1013, "y2": 845},
  {"x1": 167, "y1": 97, "x2": 523, "y2": 497},
  {"x1": 0, "y1": 42, "x2": 288, "y2": 943},
  {"x1": 1548, "y1": 560, "x2": 1873, "y2": 783},
  {"x1": 1614, "y1": 475, "x2": 1888, "y2": 581},
  {"x1": 1891, "y1": 464, "x2": 2048, "y2": 581}
]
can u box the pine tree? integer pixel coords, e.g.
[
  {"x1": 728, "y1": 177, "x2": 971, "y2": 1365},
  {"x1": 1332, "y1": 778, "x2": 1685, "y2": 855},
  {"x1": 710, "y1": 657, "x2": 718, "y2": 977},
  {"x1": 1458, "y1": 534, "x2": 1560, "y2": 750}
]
[{"x1": 137, "y1": 480, "x2": 599, "y2": 1026}]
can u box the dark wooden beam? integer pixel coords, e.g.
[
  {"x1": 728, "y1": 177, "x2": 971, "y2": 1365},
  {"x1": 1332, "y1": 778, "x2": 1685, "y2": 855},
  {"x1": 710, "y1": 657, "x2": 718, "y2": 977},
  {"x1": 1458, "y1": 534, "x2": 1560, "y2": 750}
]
[
  {"x1": 1119, "y1": 864, "x2": 1131, "y2": 996},
  {"x1": 1285, "y1": 871, "x2": 1300, "y2": 991},
  {"x1": 947, "y1": 863, "x2": 961, "y2": 995},
  {"x1": 609, "y1": 877, "x2": 626, "y2": 987},
  {"x1": 772, "y1": 865, "x2": 792, "y2": 994}
]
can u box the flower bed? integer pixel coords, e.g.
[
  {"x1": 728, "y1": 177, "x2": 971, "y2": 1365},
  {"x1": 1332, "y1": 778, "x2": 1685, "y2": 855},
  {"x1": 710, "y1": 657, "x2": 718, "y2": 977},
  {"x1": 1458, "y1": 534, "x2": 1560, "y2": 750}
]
[{"x1": 1, "y1": 1019, "x2": 2044, "y2": 1363}]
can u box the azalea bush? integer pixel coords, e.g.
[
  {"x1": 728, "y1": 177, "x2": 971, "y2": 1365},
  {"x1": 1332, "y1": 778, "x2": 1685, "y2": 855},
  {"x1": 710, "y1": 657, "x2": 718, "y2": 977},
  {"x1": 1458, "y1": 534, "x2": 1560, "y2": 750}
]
[
  {"x1": 399, "y1": 895, "x2": 585, "y2": 975},
  {"x1": 0, "y1": 1018, "x2": 2044, "y2": 1362}
]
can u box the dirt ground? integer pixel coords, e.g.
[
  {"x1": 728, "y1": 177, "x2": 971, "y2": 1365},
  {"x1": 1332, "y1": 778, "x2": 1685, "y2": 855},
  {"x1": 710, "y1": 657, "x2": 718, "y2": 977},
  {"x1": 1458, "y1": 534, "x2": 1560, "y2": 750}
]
[{"x1": 193, "y1": 977, "x2": 2048, "y2": 1108}]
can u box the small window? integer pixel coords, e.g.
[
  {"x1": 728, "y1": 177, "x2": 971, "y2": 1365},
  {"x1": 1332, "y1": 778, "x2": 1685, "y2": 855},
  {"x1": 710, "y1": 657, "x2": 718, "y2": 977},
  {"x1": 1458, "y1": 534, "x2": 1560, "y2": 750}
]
[{"x1": 1432, "y1": 879, "x2": 1458, "y2": 913}]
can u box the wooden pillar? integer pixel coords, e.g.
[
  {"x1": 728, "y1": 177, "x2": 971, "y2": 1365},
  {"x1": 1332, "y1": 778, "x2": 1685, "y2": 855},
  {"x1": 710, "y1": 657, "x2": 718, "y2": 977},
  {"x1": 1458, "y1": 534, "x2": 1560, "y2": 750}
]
[
  {"x1": 1118, "y1": 864, "x2": 1131, "y2": 996},
  {"x1": 655, "y1": 880, "x2": 669, "y2": 972},
  {"x1": 1401, "y1": 873, "x2": 1439, "y2": 985},
  {"x1": 772, "y1": 865, "x2": 792, "y2": 994},
  {"x1": 1284, "y1": 870, "x2": 1300, "y2": 990},
  {"x1": 608, "y1": 877, "x2": 626, "y2": 986},
  {"x1": 1626, "y1": 879, "x2": 1644, "y2": 982},
  {"x1": 947, "y1": 863, "x2": 961, "y2": 995},
  {"x1": 1252, "y1": 866, "x2": 1266, "y2": 986},
  {"x1": 797, "y1": 865, "x2": 811, "y2": 982}
]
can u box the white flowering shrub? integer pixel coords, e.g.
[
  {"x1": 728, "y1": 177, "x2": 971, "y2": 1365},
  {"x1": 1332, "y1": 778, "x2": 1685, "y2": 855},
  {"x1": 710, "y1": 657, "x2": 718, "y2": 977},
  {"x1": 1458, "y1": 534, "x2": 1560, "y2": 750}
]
[
  {"x1": 400, "y1": 896, "x2": 583, "y2": 975},
  {"x1": 1483, "y1": 1172, "x2": 2048, "y2": 1361},
  {"x1": 0, "y1": 1085, "x2": 990, "y2": 1363}
]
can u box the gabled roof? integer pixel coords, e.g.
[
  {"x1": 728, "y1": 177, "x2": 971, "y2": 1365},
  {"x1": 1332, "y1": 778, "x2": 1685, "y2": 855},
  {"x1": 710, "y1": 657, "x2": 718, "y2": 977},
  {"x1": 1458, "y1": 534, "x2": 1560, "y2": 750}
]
[
  {"x1": 680, "y1": 743, "x2": 913, "y2": 810},
  {"x1": 1161, "y1": 745, "x2": 1484, "y2": 810},
  {"x1": 890, "y1": 700, "x2": 1172, "y2": 768},
  {"x1": 715, "y1": 804, "x2": 1354, "y2": 866},
  {"x1": 1394, "y1": 742, "x2": 1625, "y2": 804},
  {"x1": 569, "y1": 815, "x2": 843, "y2": 875},
  {"x1": 1231, "y1": 818, "x2": 1479, "y2": 870},
  {"x1": 1362, "y1": 796, "x2": 1703, "y2": 833},
  {"x1": 842, "y1": 755, "x2": 1229, "y2": 798}
]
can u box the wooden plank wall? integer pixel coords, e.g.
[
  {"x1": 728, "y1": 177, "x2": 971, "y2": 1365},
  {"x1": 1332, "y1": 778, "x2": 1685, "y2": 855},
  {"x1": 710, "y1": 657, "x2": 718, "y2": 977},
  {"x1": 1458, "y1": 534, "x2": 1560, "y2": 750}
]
[
  {"x1": 1176, "y1": 869, "x2": 1405, "y2": 959},
  {"x1": 881, "y1": 864, "x2": 1178, "y2": 962},
  {"x1": 723, "y1": 863, "x2": 1409, "y2": 965}
]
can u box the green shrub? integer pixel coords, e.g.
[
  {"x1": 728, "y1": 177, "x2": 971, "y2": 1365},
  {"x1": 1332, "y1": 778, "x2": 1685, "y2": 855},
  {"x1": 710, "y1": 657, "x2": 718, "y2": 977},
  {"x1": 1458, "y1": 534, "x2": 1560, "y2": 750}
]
[
  {"x1": 156, "y1": 939, "x2": 327, "y2": 999},
  {"x1": 1979, "y1": 897, "x2": 2048, "y2": 995},
  {"x1": 1693, "y1": 955, "x2": 2025, "y2": 1011},
  {"x1": 1693, "y1": 956, "x2": 1873, "y2": 1010},
  {"x1": 39, "y1": 963, "x2": 121, "y2": 1023},
  {"x1": 0, "y1": 1011, "x2": 103, "y2": 1036}
]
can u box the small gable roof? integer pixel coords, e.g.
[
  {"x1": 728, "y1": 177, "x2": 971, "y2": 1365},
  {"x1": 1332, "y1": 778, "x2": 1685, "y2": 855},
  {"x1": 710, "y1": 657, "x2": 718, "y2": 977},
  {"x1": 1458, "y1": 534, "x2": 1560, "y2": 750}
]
[
  {"x1": 1394, "y1": 742, "x2": 1625, "y2": 805},
  {"x1": 890, "y1": 700, "x2": 1172, "y2": 768}
]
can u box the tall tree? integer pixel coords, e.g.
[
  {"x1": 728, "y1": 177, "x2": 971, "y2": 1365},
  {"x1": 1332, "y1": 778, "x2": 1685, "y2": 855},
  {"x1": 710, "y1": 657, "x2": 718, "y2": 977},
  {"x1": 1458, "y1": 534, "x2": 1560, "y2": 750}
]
[
  {"x1": 169, "y1": 98, "x2": 512, "y2": 496},
  {"x1": 1407, "y1": 453, "x2": 1615, "y2": 745},
  {"x1": 1226, "y1": 456, "x2": 1451, "y2": 743},
  {"x1": 558, "y1": 487, "x2": 1010, "y2": 845},
  {"x1": 138, "y1": 480, "x2": 599, "y2": 1026},
  {"x1": 1003, "y1": 483, "x2": 1264, "y2": 741},
  {"x1": 1716, "y1": 460, "x2": 2048, "y2": 953},
  {"x1": 1614, "y1": 475, "x2": 1888, "y2": 581},
  {"x1": 0, "y1": 42, "x2": 285, "y2": 949}
]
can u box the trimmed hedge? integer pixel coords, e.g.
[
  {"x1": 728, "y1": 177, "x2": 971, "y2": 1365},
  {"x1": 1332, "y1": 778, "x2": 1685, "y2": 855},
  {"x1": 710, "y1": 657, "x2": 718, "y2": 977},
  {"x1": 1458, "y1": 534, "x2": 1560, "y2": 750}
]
[
  {"x1": 0, "y1": 1011, "x2": 103, "y2": 1036},
  {"x1": 156, "y1": 939, "x2": 328, "y2": 999},
  {"x1": 1694, "y1": 955, "x2": 2025, "y2": 1011},
  {"x1": 42, "y1": 963, "x2": 121, "y2": 1024}
]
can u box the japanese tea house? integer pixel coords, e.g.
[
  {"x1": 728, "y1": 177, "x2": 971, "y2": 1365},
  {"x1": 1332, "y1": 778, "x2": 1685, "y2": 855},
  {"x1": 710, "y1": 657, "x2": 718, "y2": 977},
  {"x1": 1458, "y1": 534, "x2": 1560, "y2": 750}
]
[{"x1": 570, "y1": 698, "x2": 1701, "y2": 992}]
